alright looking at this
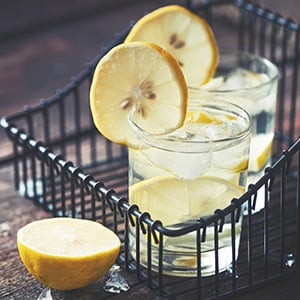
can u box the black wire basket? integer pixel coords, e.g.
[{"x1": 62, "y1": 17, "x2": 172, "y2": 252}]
[{"x1": 1, "y1": 0, "x2": 300, "y2": 299}]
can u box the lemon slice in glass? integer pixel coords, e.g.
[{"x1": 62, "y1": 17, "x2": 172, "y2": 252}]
[
  {"x1": 129, "y1": 175, "x2": 244, "y2": 226},
  {"x1": 125, "y1": 5, "x2": 219, "y2": 87},
  {"x1": 249, "y1": 134, "x2": 273, "y2": 172},
  {"x1": 90, "y1": 42, "x2": 188, "y2": 147}
]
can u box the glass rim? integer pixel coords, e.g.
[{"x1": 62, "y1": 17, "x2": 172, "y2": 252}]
[
  {"x1": 189, "y1": 50, "x2": 279, "y2": 93},
  {"x1": 128, "y1": 99, "x2": 253, "y2": 153}
]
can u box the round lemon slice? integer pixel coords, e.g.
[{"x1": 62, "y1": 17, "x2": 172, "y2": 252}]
[
  {"x1": 17, "y1": 218, "x2": 120, "y2": 290},
  {"x1": 129, "y1": 176, "x2": 244, "y2": 226},
  {"x1": 90, "y1": 42, "x2": 188, "y2": 146},
  {"x1": 125, "y1": 5, "x2": 219, "y2": 87}
]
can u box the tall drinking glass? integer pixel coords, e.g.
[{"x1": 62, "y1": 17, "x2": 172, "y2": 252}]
[
  {"x1": 128, "y1": 98, "x2": 252, "y2": 276},
  {"x1": 190, "y1": 51, "x2": 279, "y2": 212}
]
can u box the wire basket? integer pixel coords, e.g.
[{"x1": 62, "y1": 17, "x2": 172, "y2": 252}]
[{"x1": 1, "y1": 0, "x2": 300, "y2": 299}]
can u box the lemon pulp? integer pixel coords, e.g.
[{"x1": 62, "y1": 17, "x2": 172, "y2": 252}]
[
  {"x1": 90, "y1": 41, "x2": 188, "y2": 147},
  {"x1": 125, "y1": 5, "x2": 219, "y2": 86},
  {"x1": 17, "y1": 218, "x2": 120, "y2": 290},
  {"x1": 129, "y1": 175, "x2": 244, "y2": 226}
]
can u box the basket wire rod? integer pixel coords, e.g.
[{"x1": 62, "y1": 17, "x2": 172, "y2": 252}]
[
  {"x1": 80, "y1": 174, "x2": 94, "y2": 220},
  {"x1": 248, "y1": 184, "x2": 258, "y2": 211},
  {"x1": 112, "y1": 201, "x2": 118, "y2": 235},
  {"x1": 146, "y1": 222, "x2": 153, "y2": 288},
  {"x1": 213, "y1": 218, "x2": 221, "y2": 296},
  {"x1": 247, "y1": 195, "x2": 253, "y2": 285},
  {"x1": 296, "y1": 147, "x2": 300, "y2": 269},
  {"x1": 43, "y1": 148, "x2": 60, "y2": 211},
  {"x1": 58, "y1": 90, "x2": 67, "y2": 158},
  {"x1": 196, "y1": 0, "x2": 213, "y2": 28},
  {"x1": 51, "y1": 154, "x2": 66, "y2": 215},
  {"x1": 21, "y1": 150, "x2": 28, "y2": 199},
  {"x1": 279, "y1": 159, "x2": 287, "y2": 274},
  {"x1": 61, "y1": 161, "x2": 74, "y2": 216},
  {"x1": 103, "y1": 189, "x2": 117, "y2": 226},
  {"x1": 101, "y1": 190, "x2": 107, "y2": 224},
  {"x1": 72, "y1": 83, "x2": 82, "y2": 166},
  {"x1": 135, "y1": 218, "x2": 141, "y2": 278},
  {"x1": 231, "y1": 209, "x2": 237, "y2": 290},
  {"x1": 269, "y1": 15, "x2": 280, "y2": 143},
  {"x1": 237, "y1": 4, "x2": 246, "y2": 52},
  {"x1": 59, "y1": 164, "x2": 67, "y2": 217},
  {"x1": 37, "y1": 98, "x2": 50, "y2": 202},
  {"x1": 258, "y1": 10, "x2": 268, "y2": 57},
  {"x1": 91, "y1": 188, "x2": 97, "y2": 221},
  {"x1": 264, "y1": 182, "x2": 270, "y2": 279},
  {"x1": 89, "y1": 116, "x2": 97, "y2": 165},
  {"x1": 12, "y1": 141, "x2": 20, "y2": 192},
  {"x1": 158, "y1": 230, "x2": 163, "y2": 296},
  {"x1": 288, "y1": 29, "x2": 299, "y2": 143},
  {"x1": 196, "y1": 227, "x2": 202, "y2": 300},
  {"x1": 40, "y1": 99, "x2": 50, "y2": 146},
  {"x1": 18, "y1": 131, "x2": 29, "y2": 199},
  {"x1": 248, "y1": 8, "x2": 257, "y2": 53},
  {"x1": 80, "y1": 183, "x2": 86, "y2": 220},
  {"x1": 37, "y1": 142, "x2": 47, "y2": 207},
  {"x1": 25, "y1": 107, "x2": 39, "y2": 202},
  {"x1": 88, "y1": 69, "x2": 97, "y2": 165},
  {"x1": 277, "y1": 22, "x2": 290, "y2": 146},
  {"x1": 269, "y1": 13, "x2": 279, "y2": 64},
  {"x1": 123, "y1": 210, "x2": 130, "y2": 270},
  {"x1": 70, "y1": 167, "x2": 83, "y2": 218},
  {"x1": 48, "y1": 153, "x2": 57, "y2": 213}
]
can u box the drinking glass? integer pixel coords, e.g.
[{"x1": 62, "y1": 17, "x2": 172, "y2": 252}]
[
  {"x1": 190, "y1": 51, "x2": 279, "y2": 212},
  {"x1": 128, "y1": 98, "x2": 252, "y2": 276}
]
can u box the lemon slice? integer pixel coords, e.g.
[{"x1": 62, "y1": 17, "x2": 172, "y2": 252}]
[
  {"x1": 90, "y1": 42, "x2": 188, "y2": 146},
  {"x1": 249, "y1": 134, "x2": 273, "y2": 172},
  {"x1": 125, "y1": 5, "x2": 219, "y2": 87},
  {"x1": 17, "y1": 218, "x2": 120, "y2": 290},
  {"x1": 186, "y1": 110, "x2": 224, "y2": 124},
  {"x1": 129, "y1": 176, "x2": 244, "y2": 226}
]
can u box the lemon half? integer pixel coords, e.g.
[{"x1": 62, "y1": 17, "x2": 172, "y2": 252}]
[{"x1": 17, "y1": 218, "x2": 120, "y2": 290}]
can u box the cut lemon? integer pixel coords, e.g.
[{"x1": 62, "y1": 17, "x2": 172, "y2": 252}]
[
  {"x1": 90, "y1": 42, "x2": 188, "y2": 146},
  {"x1": 17, "y1": 218, "x2": 120, "y2": 291},
  {"x1": 249, "y1": 134, "x2": 273, "y2": 172},
  {"x1": 129, "y1": 176, "x2": 244, "y2": 226},
  {"x1": 186, "y1": 110, "x2": 223, "y2": 124},
  {"x1": 125, "y1": 5, "x2": 219, "y2": 87}
]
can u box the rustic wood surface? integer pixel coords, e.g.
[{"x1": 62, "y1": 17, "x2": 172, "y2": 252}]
[{"x1": 1, "y1": 0, "x2": 300, "y2": 299}]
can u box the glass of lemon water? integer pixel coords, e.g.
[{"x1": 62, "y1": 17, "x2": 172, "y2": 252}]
[
  {"x1": 128, "y1": 98, "x2": 252, "y2": 277},
  {"x1": 192, "y1": 51, "x2": 279, "y2": 212}
]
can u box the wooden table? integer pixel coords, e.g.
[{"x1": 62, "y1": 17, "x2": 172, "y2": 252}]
[
  {"x1": 1, "y1": 0, "x2": 300, "y2": 299},
  {"x1": 2, "y1": 174, "x2": 300, "y2": 300}
]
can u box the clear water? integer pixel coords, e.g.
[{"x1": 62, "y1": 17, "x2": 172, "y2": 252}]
[{"x1": 128, "y1": 102, "x2": 251, "y2": 276}]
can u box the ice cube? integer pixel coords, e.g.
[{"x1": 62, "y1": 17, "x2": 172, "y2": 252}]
[
  {"x1": 104, "y1": 265, "x2": 130, "y2": 294},
  {"x1": 220, "y1": 68, "x2": 269, "y2": 90},
  {"x1": 200, "y1": 68, "x2": 275, "y2": 116},
  {"x1": 141, "y1": 147, "x2": 212, "y2": 180},
  {"x1": 37, "y1": 288, "x2": 52, "y2": 300}
]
